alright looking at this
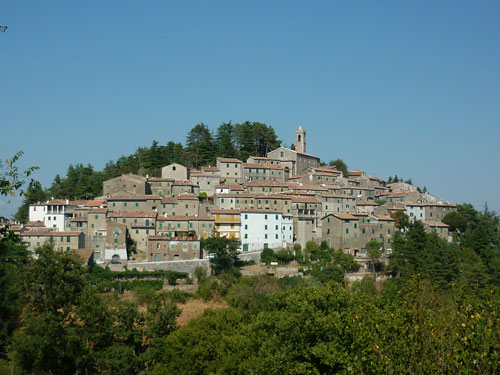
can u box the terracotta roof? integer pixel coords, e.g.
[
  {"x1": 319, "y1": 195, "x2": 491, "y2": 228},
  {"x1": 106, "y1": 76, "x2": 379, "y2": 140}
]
[
  {"x1": 356, "y1": 200, "x2": 379, "y2": 206},
  {"x1": 334, "y1": 213, "x2": 359, "y2": 220},
  {"x1": 176, "y1": 193, "x2": 199, "y2": 200},
  {"x1": 405, "y1": 202, "x2": 456, "y2": 208},
  {"x1": 369, "y1": 176, "x2": 385, "y2": 183},
  {"x1": 148, "y1": 177, "x2": 175, "y2": 182},
  {"x1": 246, "y1": 180, "x2": 288, "y2": 187},
  {"x1": 312, "y1": 166, "x2": 340, "y2": 173},
  {"x1": 287, "y1": 183, "x2": 328, "y2": 191},
  {"x1": 243, "y1": 163, "x2": 283, "y2": 170},
  {"x1": 70, "y1": 200, "x2": 88, "y2": 206},
  {"x1": 85, "y1": 200, "x2": 106, "y2": 207},
  {"x1": 161, "y1": 197, "x2": 177, "y2": 204},
  {"x1": 172, "y1": 180, "x2": 196, "y2": 186},
  {"x1": 292, "y1": 197, "x2": 321, "y2": 204},
  {"x1": 217, "y1": 157, "x2": 242, "y2": 163},
  {"x1": 89, "y1": 208, "x2": 107, "y2": 213},
  {"x1": 157, "y1": 215, "x2": 214, "y2": 221},
  {"x1": 320, "y1": 194, "x2": 356, "y2": 199},
  {"x1": 46, "y1": 200, "x2": 73, "y2": 206},
  {"x1": 201, "y1": 167, "x2": 220, "y2": 172},
  {"x1": 210, "y1": 209, "x2": 240, "y2": 215},
  {"x1": 25, "y1": 221, "x2": 46, "y2": 227},
  {"x1": 295, "y1": 151, "x2": 320, "y2": 159},
  {"x1": 108, "y1": 194, "x2": 159, "y2": 201},
  {"x1": 191, "y1": 173, "x2": 220, "y2": 178},
  {"x1": 70, "y1": 217, "x2": 88, "y2": 222},
  {"x1": 349, "y1": 170, "x2": 364, "y2": 177},
  {"x1": 22, "y1": 231, "x2": 82, "y2": 237},
  {"x1": 107, "y1": 211, "x2": 157, "y2": 218},
  {"x1": 374, "y1": 215, "x2": 394, "y2": 221},
  {"x1": 240, "y1": 209, "x2": 284, "y2": 214},
  {"x1": 422, "y1": 220, "x2": 449, "y2": 228}
]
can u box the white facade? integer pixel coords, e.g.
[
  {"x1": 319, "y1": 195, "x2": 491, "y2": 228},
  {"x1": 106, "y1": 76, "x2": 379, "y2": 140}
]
[
  {"x1": 29, "y1": 201, "x2": 73, "y2": 231},
  {"x1": 405, "y1": 203, "x2": 426, "y2": 222},
  {"x1": 240, "y1": 210, "x2": 293, "y2": 252}
]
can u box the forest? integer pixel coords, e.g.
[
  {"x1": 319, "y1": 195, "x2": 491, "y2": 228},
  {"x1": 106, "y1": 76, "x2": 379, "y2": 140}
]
[{"x1": 1, "y1": 200, "x2": 500, "y2": 374}]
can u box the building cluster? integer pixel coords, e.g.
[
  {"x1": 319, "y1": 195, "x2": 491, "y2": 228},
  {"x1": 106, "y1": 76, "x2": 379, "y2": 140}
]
[{"x1": 7, "y1": 126, "x2": 456, "y2": 264}]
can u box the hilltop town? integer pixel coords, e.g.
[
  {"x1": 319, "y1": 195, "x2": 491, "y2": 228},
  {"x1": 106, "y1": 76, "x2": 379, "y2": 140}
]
[{"x1": 9, "y1": 126, "x2": 456, "y2": 272}]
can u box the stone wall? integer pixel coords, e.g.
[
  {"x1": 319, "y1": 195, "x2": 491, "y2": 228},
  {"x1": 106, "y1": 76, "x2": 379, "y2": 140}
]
[
  {"x1": 128, "y1": 259, "x2": 211, "y2": 277},
  {"x1": 238, "y1": 250, "x2": 262, "y2": 263}
]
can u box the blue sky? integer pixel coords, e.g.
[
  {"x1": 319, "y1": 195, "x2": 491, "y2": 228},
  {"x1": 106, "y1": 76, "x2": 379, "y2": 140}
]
[{"x1": 1, "y1": 1, "x2": 499, "y2": 218}]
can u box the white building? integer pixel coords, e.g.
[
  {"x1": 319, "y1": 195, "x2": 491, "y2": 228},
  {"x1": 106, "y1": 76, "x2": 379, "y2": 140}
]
[
  {"x1": 240, "y1": 209, "x2": 293, "y2": 252},
  {"x1": 404, "y1": 202, "x2": 426, "y2": 222},
  {"x1": 29, "y1": 200, "x2": 75, "y2": 231}
]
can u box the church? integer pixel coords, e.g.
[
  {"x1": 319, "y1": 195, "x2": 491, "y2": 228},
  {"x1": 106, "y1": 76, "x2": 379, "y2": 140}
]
[{"x1": 266, "y1": 125, "x2": 320, "y2": 176}]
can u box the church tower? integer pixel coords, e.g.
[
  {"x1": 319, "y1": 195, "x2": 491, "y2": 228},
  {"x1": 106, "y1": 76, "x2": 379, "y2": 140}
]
[{"x1": 295, "y1": 125, "x2": 306, "y2": 153}]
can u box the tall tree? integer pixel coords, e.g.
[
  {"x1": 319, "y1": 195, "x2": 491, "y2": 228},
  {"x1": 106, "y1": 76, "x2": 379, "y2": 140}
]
[
  {"x1": 186, "y1": 123, "x2": 216, "y2": 168},
  {"x1": 216, "y1": 122, "x2": 238, "y2": 158}
]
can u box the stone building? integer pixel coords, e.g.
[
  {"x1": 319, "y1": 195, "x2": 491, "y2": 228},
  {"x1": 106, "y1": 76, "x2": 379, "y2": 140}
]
[
  {"x1": 216, "y1": 158, "x2": 243, "y2": 184},
  {"x1": 147, "y1": 236, "x2": 202, "y2": 261},
  {"x1": 103, "y1": 174, "x2": 150, "y2": 196}
]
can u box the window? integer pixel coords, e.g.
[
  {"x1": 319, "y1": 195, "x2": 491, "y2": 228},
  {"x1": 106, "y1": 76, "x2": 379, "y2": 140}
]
[
  {"x1": 245, "y1": 225, "x2": 248, "y2": 229},
  {"x1": 346, "y1": 228, "x2": 349, "y2": 234},
  {"x1": 124, "y1": 202, "x2": 127, "y2": 207},
  {"x1": 123, "y1": 219, "x2": 126, "y2": 224},
  {"x1": 183, "y1": 244, "x2": 187, "y2": 249},
  {"x1": 265, "y1": 234, "x2": 268, "y2": 239},
  {"x1": 112, "y1": 202, "x2": 116, "y2": 207},
  {"x1": 265, "y1": 215, "x2": 268, "y2": 220},
  {"x1": 244, "y1": 214, "x2": 248, "y2": 219},
  {"x1": 265, "y1": 225, "x2": 268, "y2": 230},
  {"x1": 275, "y1": 234, "x2": 278, "y2": 239},
  {"x1": 95, "y1": 215, "x2": 98, "y2": 219},
  {"x1": 275, "y1": 225, "x2": 278, "y2": 230},
  {"x1": 244, "y1": 234, "x2": 248, "y2": 239}
]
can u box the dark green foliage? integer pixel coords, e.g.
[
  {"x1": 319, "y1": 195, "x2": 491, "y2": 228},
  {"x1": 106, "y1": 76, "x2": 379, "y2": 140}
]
[
  {"x1": 328, "y1": 158, "x2": 348, "y2": 177},
  {"x1": 260, "y1": 247, "x2": 277, "y2": 264},
  {"x1": 0, "y1": 228, "x2": 29, "y2": 357},
  {"x1": 201, "y1": 236, "x2": 239, "y2": 275},
  {"x1": 311, "y1": 263, "x2": 345, "y2": 284},
  {"x1": 442, "y1": 211, "x2": 467, "y2": 234},
  {"x1": 186, "y1": 123, "x2": 217, "y2": 169}
]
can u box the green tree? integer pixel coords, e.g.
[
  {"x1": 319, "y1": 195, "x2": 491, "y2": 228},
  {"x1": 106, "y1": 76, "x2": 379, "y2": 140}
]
[
  {"x1": 186, "y1": 123, "x2": 216, "y2": 168},
  {"x1": 442, "y1": 211, "x2": 467, "y2": 235},
  {"x1": 366, "y1": 240, "x2": 381, "y2": 273},
  {"x1": 261, "y1": 248, "x2": 277, "y2": 265},
  {"x1": 328, "y1": 159, "x2": 348, "y2": 177},
  {"x1": 216, "y1": 122, "x2": 238, "y2": 158},
  {"x1": 14, "y1": 180, "x2": 47, "y2": 223},
  {"x1": 201, "y1": 236, "x2": 239, "y2": 275}
]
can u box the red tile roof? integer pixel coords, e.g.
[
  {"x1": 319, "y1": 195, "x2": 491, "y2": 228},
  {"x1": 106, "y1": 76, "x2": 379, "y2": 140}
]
[
  {"x1": 217, "y1": 157, "x2": 242, "y2": 163},
  {"x1": 157, "y1": 215, "x2": 214, "y2": 221},
  {"x1": 243, "y1": 163, "x2": 283, "y2": 170},
  {"x1": 107, "y1": 211, "x2": 157, "y2": 218},
  {"x1": 22, "y1": 231, "x2": 82, "y2": 237},
  {"x1": 292, "y1": 197, "x2": 321, "y2": 204}
]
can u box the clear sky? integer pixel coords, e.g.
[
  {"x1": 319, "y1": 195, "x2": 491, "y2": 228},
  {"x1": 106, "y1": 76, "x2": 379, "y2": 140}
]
[{"x1": 1, "y1": 1, "x2": 499, "y2": 218}]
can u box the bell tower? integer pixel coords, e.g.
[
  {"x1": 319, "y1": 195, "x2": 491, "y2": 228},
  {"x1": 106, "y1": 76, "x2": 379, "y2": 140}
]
[{"x1": 295, "y1": 125, "x2": 306, "y2": 153}]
